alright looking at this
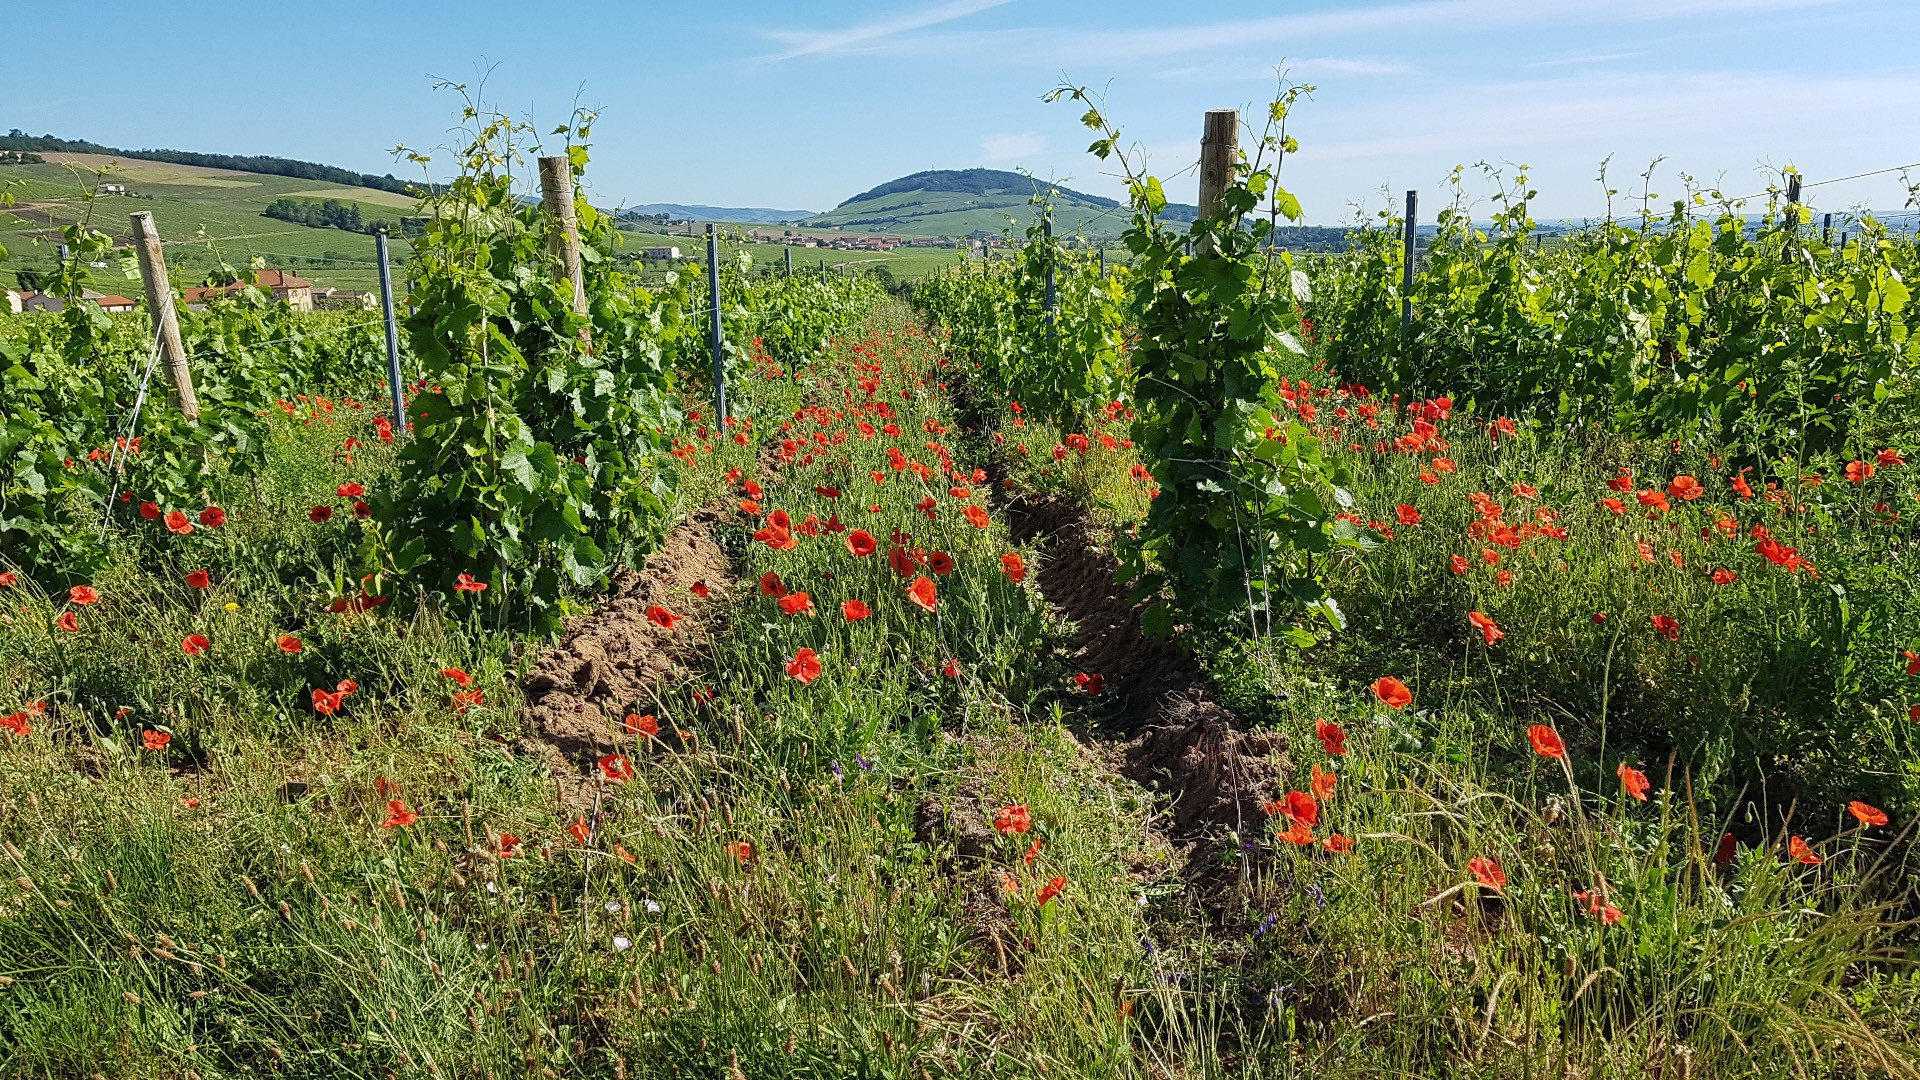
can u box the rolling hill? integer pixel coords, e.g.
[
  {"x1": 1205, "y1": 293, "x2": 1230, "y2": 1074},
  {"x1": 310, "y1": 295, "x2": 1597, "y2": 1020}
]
[
  {"x1": 619, "y1": 203, "x2": 816, "y2": 225},
  {"x1": 802, "y1": 168, "x2": 1197, "y2": 237}
]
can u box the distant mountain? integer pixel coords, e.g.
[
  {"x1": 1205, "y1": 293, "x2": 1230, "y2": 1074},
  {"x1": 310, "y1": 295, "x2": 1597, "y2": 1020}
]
[
  {"x1": 804, "y1": 168, "x2": 1197, "y2": 237},
  {"x1": 620, "y1": 203, "x2": 815, "y2": 225}
]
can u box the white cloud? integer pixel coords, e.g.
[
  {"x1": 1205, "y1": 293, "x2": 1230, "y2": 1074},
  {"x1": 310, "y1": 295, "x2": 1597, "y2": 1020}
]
[
  {"x1": 759, "y1": 0, "x2": 1012, "y2": 62},
  {"x1": 981, "y1": 133, "x2": 1046, "y2": 162}
]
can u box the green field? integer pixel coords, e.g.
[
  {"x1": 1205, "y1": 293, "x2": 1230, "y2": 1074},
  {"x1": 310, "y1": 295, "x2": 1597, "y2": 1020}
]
[{"x1": 0, "y1": 153, "x2": 419, "y2": 294}]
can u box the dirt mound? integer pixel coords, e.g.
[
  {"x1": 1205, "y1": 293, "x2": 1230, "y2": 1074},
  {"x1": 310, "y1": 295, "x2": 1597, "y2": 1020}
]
[
  {"x1": 519, "y1": 505, "x2": 734, "y2": 799},
  {"x1": 914, "y1": 783, "x2": 1022, "y2": 974},
  {"x1": 999, "y1": 493, "x2": 1289, "y2": 845}
]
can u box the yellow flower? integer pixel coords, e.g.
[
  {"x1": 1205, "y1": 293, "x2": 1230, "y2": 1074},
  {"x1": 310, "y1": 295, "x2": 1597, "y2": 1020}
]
[{"x1": 223, "y1": 602, "x2": 240, "y2": 612}]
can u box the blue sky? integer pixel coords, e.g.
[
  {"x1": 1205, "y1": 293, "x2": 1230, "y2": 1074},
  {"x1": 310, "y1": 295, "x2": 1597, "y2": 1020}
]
[{"x1": 7, "y1": 0, "x2": 1918, "y2": 222}]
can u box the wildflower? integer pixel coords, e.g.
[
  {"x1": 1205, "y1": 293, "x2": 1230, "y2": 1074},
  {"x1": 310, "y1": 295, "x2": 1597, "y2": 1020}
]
[
  {"x1": 1467, "y1": 611, "x2": 1503, "y2": 646},
  {"x1": 906, "y1": 575, "x2": 938, "y2": 612},
  {"x1": 441, "y1": 667, "x2": 474, "y2": 687},
  {"x1": 186, "y1": 570, "x2": 211, "y2": 589},
  {"x1": 1849, "y1": 800, "x2": 1889, "y2": 827},
  {"x1": 942, "y1": 658, "x2": 962, "y2": 678},
  {"x1": 69, "y1": 585, "x2": 100, "y2": 605},
  {"x1": 1601, "y1": 497, "x2": 1626, "y2": 515},
  {"x1": 1617, "y1": 762, "x2": 1650, "y2": 801},
  {"x1": 927, "y1": 552, "x2": 955, "y2": 576},
  {"x1": 1024, "y1": 836, "x2": 1043, "y2": 864},
  {"x1": 56, "y1": 611, "x2": 79, "y2": 632},
  {"x1": 963, "y1": 505, "x2": 990, "y2": 529},
  {"x1": 725, "y1": 840, "x2": 753, "y2": 864},
  {"x1": 1450, "y1": 554, "x2": 1470, "y2": 574},
  {"x1": 845, "y1": 529, "x2": 878, "y2": 557},
  {"x1": 497, "y1": 834, "x2": 521, "y2": 858},
  {"x1": 759, "y1": 572, "x2": 787, "y2": 598},
  {"x1": 1714, "y1": 832, "x2": 1738, "y2": 864},
  {"x1": 841, "y1": 599, "x2": 871, "y2": 621},
  {"x1": 1282, "y1": 790, "x2": 1318, "y2": 826},
  {"x1": 1370, "y1": 676, "x2": 1412, "y2": 710},
  {"x1": 625, "y1": 713, "x2": 660, "y2": 738},
  {"x1": 1395, "y1": 504, "x2": 1421, "y2": 526},
  {"x1": 163, "y1": 509, "x2": 196, "y2": 535},
  {"x1": 199, "y1": 506, "x2": 226, "y2": 528},
  {"x1": 1036, "y1": 876, "x2": 1066, "y2": 906},
  {"x1": 1073, "y1": 672, "x2": 1105, "y2": 695},
  {"x1": 1276, "y1": 819, "x2": 1314, "y2": 845},
  {"x1": 0, "y1": 572, "x2": 12, "y2": 587},
  {"x1": 1310, "y1": 764, "x2": 1337, "y2": 803},
  {"x1": 381, "y1": 800, "x2": 418, "y2": 828},
  {"x1": 1636, "y1": 490, "x2": 1670, "y2": 514},
  {"x1": 786, "y1": 647, "x2": 823, "y2": 685},
  {"x1": 1905, "y1": 651, "x2": 1920, "y2": 677},
  {"x1": 312, "y1": 687, "x2": 346, "y2": 716},
  {"x1": 1512, "y1": 482, "x2": 1537, "y2": 499},
  {"x1": 1731, "y1": 473, "x2": 1755, "y2": 499},
  {"x1": 1467, "y1": 856, "x2": 1506, "y2": 890},
  {"x1": 777, "y1": 592, "x2": 814, "y2": 616},
  {"x1": 994, "y1": 804, "x2": 1033, "y2": 835},
  {"x1": 309, "y1": 505, "x2": 333, "y2": 523},
  {"x1": 691, "y1": 580, "x2": 710, "y2": 598},
  {"x1": 1527, "y1": 724, "x2": 1566, "y2": 760},
  {"x1": 453, "y1": 572, "x2": 488, "y2": 593},
  {"x1": 1323, "y1": 834, "x2": 1354, "y2": 853},
  {"x1": 1711, "y1": 567, "x2": 1737, "y2": 585},
  {"x1": 1845, "y1": 460, "x2": 1875, "y2": 484},
  {"x1": 337, "y1": 482, "x2": 366, "y2": 498},
  {"x1": 142, "y1": 730, "x2": 172, "y2": 751},
  {"x1": 598, "y1": 754, "x2": 635, "y2": 782},
  {"x1": 181, "y1": 634, "x2": 211, "y2": 656},
  {"x1": 451, "y1": 689, "x2": 485, "y2": 713},
  {"x1": 1497, "y1": 569, "x2": 1513, "y2": 588},
  {"x1": 139, "y1": 501, "x2": 161, "y2": 520},
  {"x1": 1607, "y1": 470, "x2": 1634, "y2": 492},
  {"x1": 1316, "y1": 719, "x2": 1347, "y2": 755},
  {"x1": 1667, "y1": 475, "x2": 1705, "y2": 501},
  {"x1": 1001, "y1": 872, "x2": 1020, "y2": 893},
  {"x1": 1432, "y1": 457, "x2": 1456, "y2": 473},
  {"x1": 568, "y1": 818, "x2": 592, "y2": 844},
  {"x1": 1787, "y1": 835, "x2": 1822, "y2": 865},
  {"x1": 1875, "y1": 448, "x2": 1904, "y2": 467},
  {"x1": 1000, "y1": 552, "x2": 1026, "y2": 583},
  {"x1": 646, "y1": 605, "x2": 683, "y2": 630},
  {"x1": 1651, "y1": 614, "x2": 1681, "y2": 642},
  {"x1": 1, "y1": 712, "x2": 28, "y2": 738}
]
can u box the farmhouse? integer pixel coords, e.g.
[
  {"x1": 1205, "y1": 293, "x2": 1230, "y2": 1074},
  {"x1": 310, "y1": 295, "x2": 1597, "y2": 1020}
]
[
  {"x1": 7, "y1": 289, "x2": 138, "y2": 313},
  {"x1": 181, "y1": 269, "x2": 315, "y2": 311}
]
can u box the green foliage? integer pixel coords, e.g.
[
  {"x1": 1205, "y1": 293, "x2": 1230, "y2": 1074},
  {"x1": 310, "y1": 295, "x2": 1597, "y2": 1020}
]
[{"x1": 1314, "y1": 165, "x2": 1920, "y2": 453}]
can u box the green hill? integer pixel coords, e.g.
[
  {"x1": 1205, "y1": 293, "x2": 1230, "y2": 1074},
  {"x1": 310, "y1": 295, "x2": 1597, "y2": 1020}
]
[{"x1": 802, "y1": 168, "x2": 1195, "y2": 238}]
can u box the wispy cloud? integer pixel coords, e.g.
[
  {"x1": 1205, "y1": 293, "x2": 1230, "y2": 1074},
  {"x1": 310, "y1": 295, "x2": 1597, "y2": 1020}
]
[
  {"x1": 1527, "y1": 51, "x2": 1649, "y2": 68},
  {"x1": 758, "y1": 0, "x2": 1012, "y2": 62},
  {"x1": 981, "y1": 132, "x2": 1046, "y2": 162},
  {"x1": 1156, "y1": 56, "x2": 1415, "y2": 83}
]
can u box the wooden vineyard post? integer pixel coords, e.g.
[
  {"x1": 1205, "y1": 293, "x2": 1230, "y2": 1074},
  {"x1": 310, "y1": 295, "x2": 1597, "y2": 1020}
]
[
  {"x1": 1197, "y1": 109, "x2": 1239, "y2": 254},
  {"x1": 1401, "y1": 190, "x2": 1418, "y2": 334},
  {"x1": 129, "y1": 211, "x2": 198, "y2": 421},
  {"x1": 707, "y1": 225, "x2": 727, "y2": 426},
  {"x1": 536, "y1": 155, "x2": 590, "y2": 345},
  {"x1": 375, "y1": 230, "x2": 407, "y2": 438}
]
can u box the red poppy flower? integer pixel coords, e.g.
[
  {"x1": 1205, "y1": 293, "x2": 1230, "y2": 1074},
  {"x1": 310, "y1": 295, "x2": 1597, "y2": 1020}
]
[
  {"x1": 1310, "y1": 763, "x2": 1337, "y2": 803},
  {"x1": 199, "y1": 506, "x2": 226, "y2": 528},
  {"x1": 647, "y1": 605, "x2": 683, "y2": 630},
  {"x1": 1848, "y1": 800, "x2": 1889, "y2": 827},
  {"x1": 1710, "y1": 567, "x2": 1737, "y2": 585},
  {"x1": 1905, "y1": 651, "x2": 1920, "y2": 677},
  {"x1": 441, "y1": 667, "x2": 474, "y2": 687},
  {"x1": 1370, "y1": 676, "x2": 1412, "y2": 710},
  {"x1": 0, "y1": 712, "x2": 28, "y2": 738},
  {"x1": 906, "y1": 575, "x2": 938, "y2": 612},
  {"x1": 453, "y1": 572, "x2": 488, "y2": 593},
  {"x1": 1527, "y1": 724, "x2": 1565, "y2": 759},
  {"x1": 1275, "y1": 818, "x2": 1314, "y2": 845},
  {"x1": 1787, "y1": 835, "x2": 1822, "y2": 865},
  {"x1": 691, "y1": 580, "x2": 711, "y2": 598},
  {"x1": 1651, "y1": 614, "x2": 1681, "y2": 642},
  {"x1": 181, "y1": 634, "x2": 210, "y2": 656},
  {"x1": 1666, "y1": 475, "x2": 1705, "y2": 501},
  {"x1": 309, "y1": 505, "x2": 334, "y2": 523},
  {"x1": 777, "y1": 592, "x2": 815, "y2": 616},
  {"x1": 1395, "y1": 504, "x2": 1421, "y2": 527},
  {"x1": 963, "y1": 505, "x2": 990, "y2": 529},
  {"x1": 759, "y1": 572, "x2": 787, "y2": 598},
  {"x1": 337, "y1": 482, "x2": 366, "y2": 498},
  {"x1": 927, "y1": 552, "x2": 955, "y2": 576},
  {"x1": 841, "y1": 599, "x2": 871, "y2": 621},
  {"x1": 625, "y1": 713, "x2": 660, "y2": 737},
  {"x1": 496, "y1": 833, "x2": 521, "y2": 858},
  {"x1": 69, "y1": 585, "x2": 100, "y2": 605},
  {"x1": 139, "y1": 501, "x2": 161, "y2": 520},
  {"x1": 989, "y1": 554, "x2": 1025, "y2": 587},
  {"x1": 142, "y1": 729, "x2": 172, "y2": 751},
  {"x1": 942, "y1": 658, "x2": 962, "y2": 678},
  {"x1": 846, "y1": 530, "x2": 878, "y2": 557},
  {"x1": 786, "y1": 647, "x2": 823, "y2": 685},
  {"x1": 1316, "y1": 719, "x2": 1347, "y2": 755},
  {"x1": 994, "y1": 804, "x2": 1033, "y2": 834},
  {"x1": 451, "y1": 689, "x2": 485, "y2": 713},
  {"x1": 598, "y1": 754, "x2": 635, "y2": 782},
  {"x1": 568, "y1": 818, "x2": 592, "y2": 844},
  {"x1": 1617, "y1": 762, "x2": 1650, "y2": 801},
  {"x1": 1635, "y1": 490, "x2": 1670, "y2": 514},
  {"x1": 1283, "y1": 789, "x2": 1319, "y2": 826},
  {"x1": 277, "y1": 634, "x2": 303, "y2": 654},
  {"x1": 1449, "y1": 554, "x2": 1469, "y2": 575},
  {"x1": 1845, "y1": 460, "x2": 1875, "y2": 484},
  {"x1": 738, "y1": 498, "x2": 762, "y2": 516},
  {"x1": 1072, "y1": 671, "x2": 1105, "y2": 695},
  {"x1": 312, "y1": 687, "x2": 346, "y2": 715},
  {"x1": 55, "y1": 611, "x2": 79, "y2": 632},
  {"x1": 1468, "y1": 856, "x2": 1506, "y2": 889},
  {"x1": 1467, "y1": 611, "x2": 1503, "y2": 646},
  {"x1": 814, "y1": 485, "x2": 841, "y2": 498},
  {"x1": 1035, "y1": 876, "x2": 1066, "y2": 906},
  {"x1": 1875, "y1": 448, "x2": 1904, "y2": 467},
  {"x1": 353, "y1": 501, "x2": 371, "y2": 518},
  {"x1": 1714, "y1": 831, "x2": 1738, "y2": 863},
  {"x1": 0, "y1": 572, "x2": 13, "y2": 587},
  {"x1": 1323, "y1": 833, "x2": 1354, "y2": 853},
  {"x1": 185, "y1": 570, "x2": 211, "y2": 589},
  {"x1": 381, "y1": 799, "x2": 418, "y2": 828},
  {"x1": 725, "y1": 840, "x2": 753, "y2": 864}
]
